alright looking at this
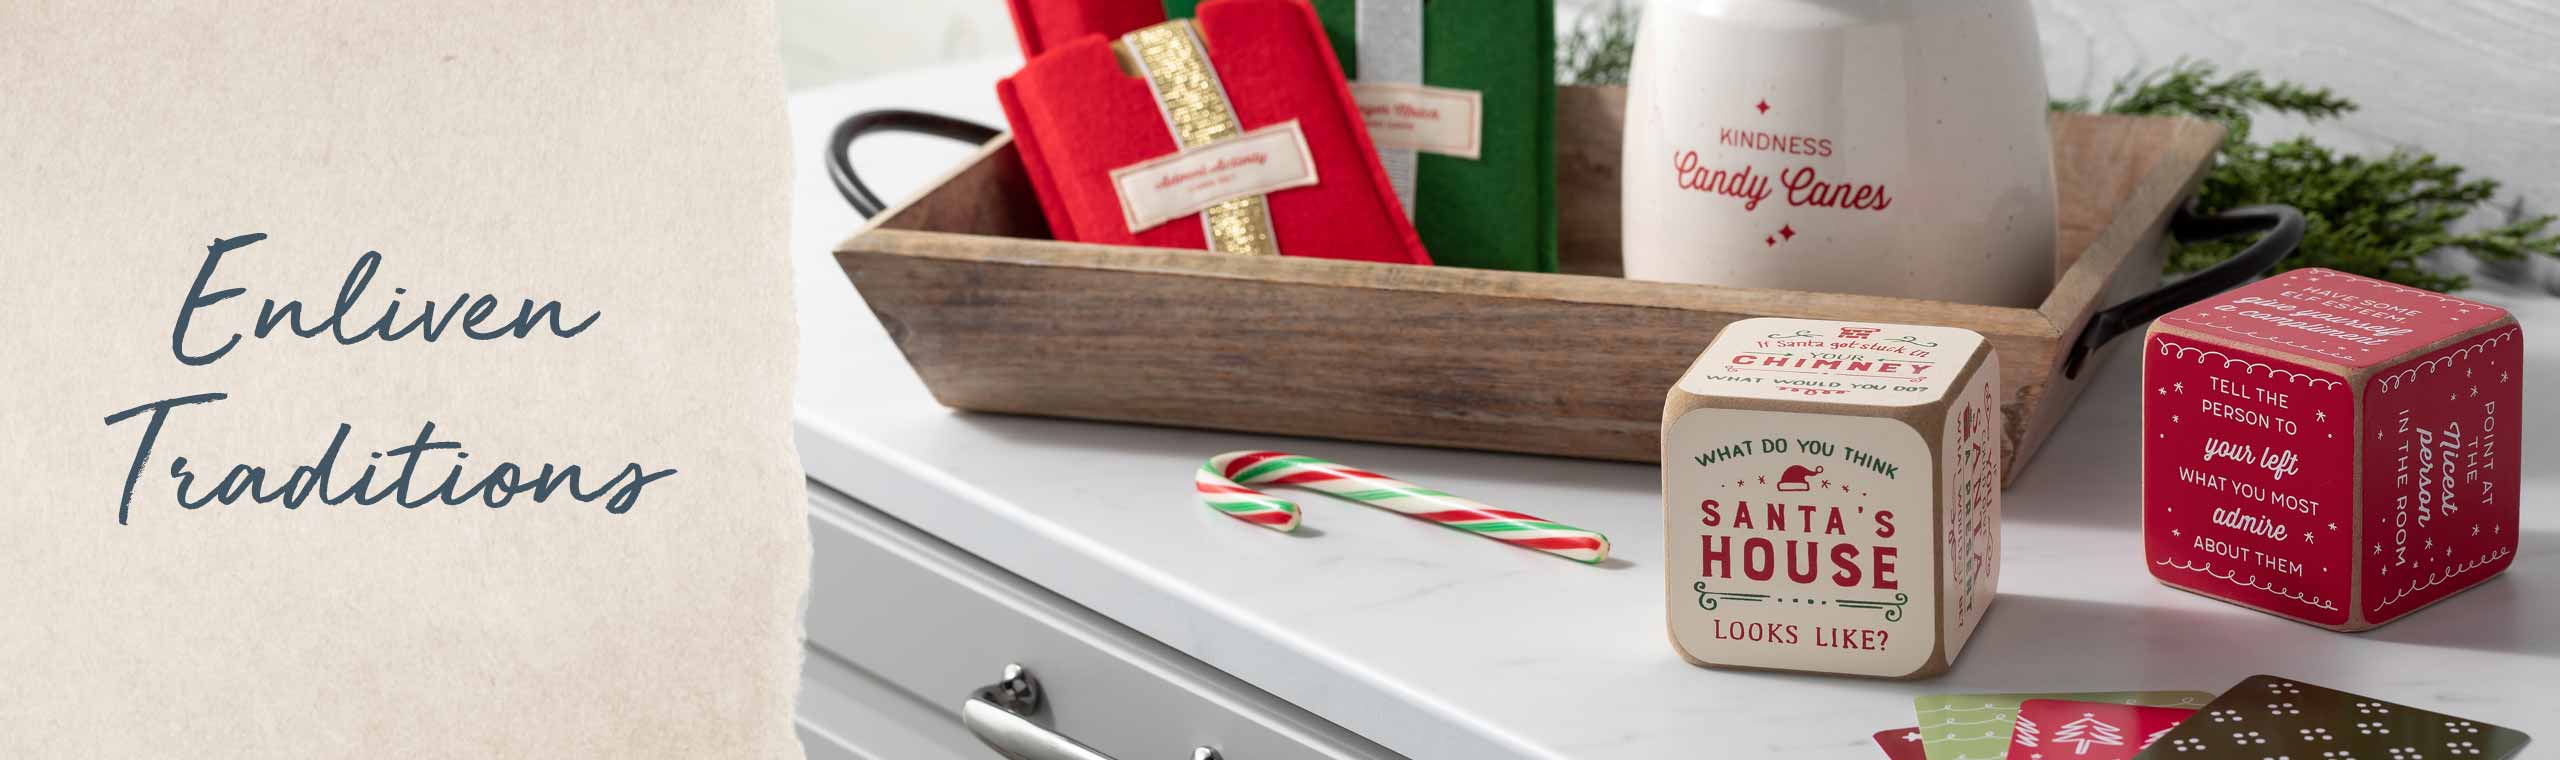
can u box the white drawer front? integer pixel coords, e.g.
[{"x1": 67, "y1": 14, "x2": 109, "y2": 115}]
[
  {"x1": 797, "y1": 644, "x2": 986, "y2": 760},
  {"x1": 801, "y1": 483, "x2": 1401, "y2": 760}
]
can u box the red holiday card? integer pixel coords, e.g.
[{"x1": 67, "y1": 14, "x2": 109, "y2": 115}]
[
  {"x1": 2004, "y1": 700, "x2": 2193, "y2": 760},
  {"x1": 1876, "y1": 726, "x2": 1926, "y2": 760}
]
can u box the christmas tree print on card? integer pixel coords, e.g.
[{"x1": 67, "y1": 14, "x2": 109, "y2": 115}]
[
  {"x1": 2005, "y1": 700, "x2": 2195, "y2": 760},
  {"x1": 2129, "y1": 675, "x2": 2528, "y2": 759},
  {"x1": 1917, "y1": 691, "x2": 2212, "y2": 760},
  {"x1": 2052, "y1": 714, "x2": 2125, "y2": 756}
]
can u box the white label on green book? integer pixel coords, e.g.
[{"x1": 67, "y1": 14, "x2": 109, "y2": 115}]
[{"x1": 1349, "y1": 82, "x2": 1482, "y2": 160}]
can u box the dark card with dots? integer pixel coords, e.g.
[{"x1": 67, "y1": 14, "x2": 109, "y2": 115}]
[{"x1": 2133, "y1": 675, "x2": 2528, "y2": 759}]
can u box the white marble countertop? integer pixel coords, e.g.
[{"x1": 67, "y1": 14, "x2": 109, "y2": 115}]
[{"x1": 787, "y1": 60, "x2": 2559, "y2": 759}]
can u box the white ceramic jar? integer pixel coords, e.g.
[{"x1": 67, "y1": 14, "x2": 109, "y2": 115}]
[{"x1": 1621, "y1": 0, "x2": 2059, "y2": 307}]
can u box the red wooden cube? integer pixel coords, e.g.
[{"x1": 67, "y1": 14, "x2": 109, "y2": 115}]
[{"x1": 2143, "y1": 268, "x2": 2521, "y2": 630}]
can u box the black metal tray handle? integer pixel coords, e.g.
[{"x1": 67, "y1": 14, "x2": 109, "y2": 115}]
[
  {"x1": 830, "y1": 110, "x2": 1003, "y2": 219},
  {"x1": 825, "y1": 109, "x2": 2304, "y2": 377},
  {"x1": 2062, "y1": 203, "x2": 2306, "y2": 379}
]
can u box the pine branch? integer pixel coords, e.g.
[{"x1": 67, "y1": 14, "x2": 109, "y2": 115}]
[
  {"x1": 1558, "y1": 1, "x2": 1639, "y2": 86},
  {"x1": 2092, "y1": 62, "x2": 2352, "y2": 140},
  {"x1": 2059, "y1": 60, "x2": 2560, "y2": 291}
]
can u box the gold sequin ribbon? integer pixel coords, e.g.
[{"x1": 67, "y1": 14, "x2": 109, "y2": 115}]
[{"x1": 1119, "y1": 20, "x2": 1280, "y2": 256}]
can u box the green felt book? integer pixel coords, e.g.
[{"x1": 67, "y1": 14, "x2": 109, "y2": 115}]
[{"x1": 1166, "y1": 0, "x2": 1556, "y2": 272}]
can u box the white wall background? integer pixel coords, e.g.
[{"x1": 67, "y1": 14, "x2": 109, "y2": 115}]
[
  {"x1": 2034, "y1": 0, "x2": 2560, "y2": 219},
  {"x1": 779, "y1": 0, "x2": 2560, "y2": 284},
  {"x1": 776, "y1": 0, "x2": 1014, "y2": 90}
]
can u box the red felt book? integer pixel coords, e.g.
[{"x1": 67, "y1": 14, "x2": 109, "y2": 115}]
[
  {"x1": 996, "y1": 0, "x2": 1430, "y2": 265},
  {"x1": 1001, "y1": 0, "x2": 1162, "y2": 59}
]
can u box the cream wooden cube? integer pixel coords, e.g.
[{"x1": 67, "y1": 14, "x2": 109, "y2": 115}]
[{"x1": 1662, "y1": 317, "x2": 2001, "y2": 678}]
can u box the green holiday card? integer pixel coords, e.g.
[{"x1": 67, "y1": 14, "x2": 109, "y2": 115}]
[{"x1": 1915, "y1": 691, "x2": 2214, "y2": 760}]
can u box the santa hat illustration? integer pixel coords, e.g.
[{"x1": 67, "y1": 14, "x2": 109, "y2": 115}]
[{"x1": 1775, "y1": 465, "x2": 1823, "y2": 492}]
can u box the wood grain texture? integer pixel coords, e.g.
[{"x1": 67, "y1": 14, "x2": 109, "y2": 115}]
[
  {"x1": 1554, "y1": 84, "x2": 1627, "y2": 278},
  {"x1": 836, "y1": 87, "x2": 2225, "y2": 482},
  {"x1": 871, "y1": 135, "x2": 1050, "y2": 240}
]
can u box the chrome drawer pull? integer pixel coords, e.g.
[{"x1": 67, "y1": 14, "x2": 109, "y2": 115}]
[{"x1": 961, "y1": 664, "x2": 1222, "y2": 760}]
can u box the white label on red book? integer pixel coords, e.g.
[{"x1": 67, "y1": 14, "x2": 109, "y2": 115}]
[
  {"x1": 1349, "y1": 82, "x2": 1482, "y2": 160},
  {"x1": 1108, "y1": 120, "x2": 1319, "y2": 234},
  {"x1": 1676, "y1": 317, "x2": 1986, "y2": 407}
]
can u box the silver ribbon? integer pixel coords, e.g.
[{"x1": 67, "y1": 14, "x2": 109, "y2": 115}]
[{"x1": 1356, "y1": 0, "x2": 1423, "y2": 216}]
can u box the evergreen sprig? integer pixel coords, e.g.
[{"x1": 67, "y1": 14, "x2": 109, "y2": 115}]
[
  {"x1": 2057, "y1": 60, "x2": 2559, "y2": 292},
  {"x1": 1556, "y1": 1, "x2": 1638, "y2": 87}
]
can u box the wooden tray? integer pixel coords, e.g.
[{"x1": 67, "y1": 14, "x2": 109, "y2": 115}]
[{"x1": 834, "y1": 86, "x2": 2233, "y2": 482}]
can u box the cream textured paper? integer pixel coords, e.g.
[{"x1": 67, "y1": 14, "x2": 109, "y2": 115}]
[{"x1": 0, "y1": 3, "x2": 807, "y2": 758}]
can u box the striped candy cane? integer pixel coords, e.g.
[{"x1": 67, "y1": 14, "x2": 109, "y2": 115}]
[{"x1": 1194, "y1": 450, "x2": 1610, "y2": 564}]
